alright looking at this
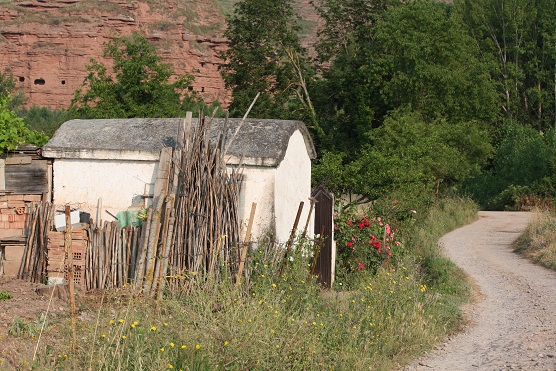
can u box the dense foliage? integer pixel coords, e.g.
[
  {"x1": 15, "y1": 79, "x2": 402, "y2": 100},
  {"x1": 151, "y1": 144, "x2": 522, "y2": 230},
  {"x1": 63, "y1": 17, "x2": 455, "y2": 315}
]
[
  {"x1": 223, "y1": 0, "x2": 556, "y2": 210},
  {"x1": 0, "y1": 94, "x2": 48, "y2": 154},
  {"x1": 220, "y1": 0, "x2": 317, "y2": 126}
]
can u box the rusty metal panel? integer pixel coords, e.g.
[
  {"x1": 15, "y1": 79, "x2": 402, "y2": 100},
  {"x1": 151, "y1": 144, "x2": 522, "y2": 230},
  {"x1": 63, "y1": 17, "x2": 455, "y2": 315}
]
[{"x1": 312, "y1": 185, "x2": 334, "y2": 287}]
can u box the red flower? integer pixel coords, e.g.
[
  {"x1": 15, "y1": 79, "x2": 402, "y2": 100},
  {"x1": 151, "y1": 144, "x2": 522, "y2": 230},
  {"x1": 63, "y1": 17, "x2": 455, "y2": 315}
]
[
  {"x1": 358, "y1": 221, "x2": 365, "y2": 229},
  {"x1": 364, "y1": 219, "x2": 370, "y2": 227},
  {"x1": 347, "y1": 220, "x2": 353, "y2": 226},
  {"x1": 347, "y1": 241, "x2": 353, "y2": 247},
  {"x1": 369, "y1": 235, "x2": 381, "y2": 250},
  {"x1": 356, "y1": 260, "x2": 365, "y2": 271},
  {"x1": 334, "y1": 225, "x2": 338, "y2": 231}
]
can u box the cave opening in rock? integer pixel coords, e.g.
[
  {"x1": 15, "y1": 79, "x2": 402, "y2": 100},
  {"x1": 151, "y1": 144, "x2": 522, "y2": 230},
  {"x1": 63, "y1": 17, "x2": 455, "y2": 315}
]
[{"x1": 34, "y1": 78, "x2": 45, "y2": 85}]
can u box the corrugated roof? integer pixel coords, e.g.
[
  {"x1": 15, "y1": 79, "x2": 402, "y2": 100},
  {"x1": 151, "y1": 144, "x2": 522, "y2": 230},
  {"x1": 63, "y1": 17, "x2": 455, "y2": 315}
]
[{"x1": 42, "y1": 118, "x2": 317, "y2": 166}]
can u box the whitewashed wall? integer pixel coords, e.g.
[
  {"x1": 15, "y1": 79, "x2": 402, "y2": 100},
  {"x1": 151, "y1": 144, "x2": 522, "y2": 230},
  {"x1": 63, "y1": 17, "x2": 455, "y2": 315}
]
[
  {"x1": 237, "y1": 167, "x2": 276, "y2": 242},
  {"x1": 52, "y1": 159, "x2": 156, "y2": 217},
  {"x1": 51, "y1": 129, "x2": 313, "y2": 243},
  {"x1": 275, "y1": 130, "x2": 313, "y2": 243}
]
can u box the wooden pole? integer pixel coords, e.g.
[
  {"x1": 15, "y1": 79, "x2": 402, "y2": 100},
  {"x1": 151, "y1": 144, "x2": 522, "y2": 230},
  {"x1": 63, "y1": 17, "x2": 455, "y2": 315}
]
[
  {"x1": 223, "y1": 92, "x2": 260, "y2": 155},
  {"x1": 300, "y1": 197, "x2": 317, "y2": 240},
  {"x1": 310, "y1": 225, "x2": 325, "y2": 278},
  {"x1": 236, "y1": 203, "x2": 256, "y2": 286},
  {"x1": 64, "y1": 205, "x2": 77, "y2": 350},
  {"x1": 280, "y1": 202, "x2": 304, "y2": 276}
]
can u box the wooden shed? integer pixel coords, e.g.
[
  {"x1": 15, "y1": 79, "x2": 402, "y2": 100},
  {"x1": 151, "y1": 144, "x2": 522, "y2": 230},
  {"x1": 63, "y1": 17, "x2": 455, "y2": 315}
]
[{"x1": 42, "y1": 118, "x2": 317, "y2": 244}]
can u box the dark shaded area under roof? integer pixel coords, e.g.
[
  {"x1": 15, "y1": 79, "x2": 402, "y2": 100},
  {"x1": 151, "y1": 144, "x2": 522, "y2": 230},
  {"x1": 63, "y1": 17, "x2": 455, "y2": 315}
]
[{"x1": 42, "y1": 118, "x2": 317, "y2": 166}]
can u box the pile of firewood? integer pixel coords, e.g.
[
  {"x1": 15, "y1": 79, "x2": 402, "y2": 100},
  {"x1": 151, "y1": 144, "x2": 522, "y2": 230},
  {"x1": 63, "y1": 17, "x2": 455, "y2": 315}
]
[{"x1": 133, "y1": 113, "x2": 242, "y2": 296}]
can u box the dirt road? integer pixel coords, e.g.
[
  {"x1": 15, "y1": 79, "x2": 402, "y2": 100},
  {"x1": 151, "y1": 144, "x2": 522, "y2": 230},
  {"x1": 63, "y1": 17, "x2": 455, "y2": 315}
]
[{"x1": 405, "y1": 211, "x2": 556, "y2": 371}]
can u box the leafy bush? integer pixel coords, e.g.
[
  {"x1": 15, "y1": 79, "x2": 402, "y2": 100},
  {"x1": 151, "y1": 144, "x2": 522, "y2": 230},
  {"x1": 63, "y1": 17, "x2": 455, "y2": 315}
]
[
  {"x1": 18, "y1": 106, "x2": 73, "y2": 137},
  {"x1": 8, "y1": 315, "x2": 46, "y2": 338},
  {"x1": 334, "y1": 210, "x2": 401, "y2": 287},
  {"x1": 0, "y1": 291, "x2": 12, "y2": 300},
  {"x1": 465, "y1": 123, "x2": 556, "y2": 210},
  {"x1": 0, "y1": 95, "x2": 49, "y2": 153}
]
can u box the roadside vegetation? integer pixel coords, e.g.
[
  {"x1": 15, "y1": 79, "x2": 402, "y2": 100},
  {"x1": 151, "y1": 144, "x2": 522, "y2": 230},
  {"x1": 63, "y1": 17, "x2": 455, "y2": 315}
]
[
  {"x1": 513, "y1": 210, "x2": 556, "y2": 271},
  {"x1": 16, "y1": 197, "x2": 476, "y2": 370}
]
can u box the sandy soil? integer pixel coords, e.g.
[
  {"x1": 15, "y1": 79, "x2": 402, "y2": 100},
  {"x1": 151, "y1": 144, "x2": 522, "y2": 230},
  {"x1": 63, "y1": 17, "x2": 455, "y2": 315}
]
[
  {"x1": 405, "y1": 211, "x2": 556, "y2": 371},
  {"x1": 0, "y1": 277, "x2": 68, "y2": 369}
]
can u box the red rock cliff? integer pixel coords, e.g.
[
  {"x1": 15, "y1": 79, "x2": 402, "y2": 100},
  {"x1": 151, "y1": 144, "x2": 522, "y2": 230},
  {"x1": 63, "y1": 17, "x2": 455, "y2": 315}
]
[{"x1": 0, "y1": 0, "x2": 231, "y2": 109}]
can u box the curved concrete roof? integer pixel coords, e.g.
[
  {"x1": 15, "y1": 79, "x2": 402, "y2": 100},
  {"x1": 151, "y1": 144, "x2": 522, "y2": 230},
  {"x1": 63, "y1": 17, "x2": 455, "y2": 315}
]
[{"x1": 42, "y1": 118, "x2": 317, "y2": 167}]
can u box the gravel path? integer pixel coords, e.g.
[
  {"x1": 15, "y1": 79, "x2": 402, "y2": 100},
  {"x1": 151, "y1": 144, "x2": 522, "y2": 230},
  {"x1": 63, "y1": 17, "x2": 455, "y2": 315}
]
[{"x1": 405, "y1": 211, "x2": 556, "y2": 371}]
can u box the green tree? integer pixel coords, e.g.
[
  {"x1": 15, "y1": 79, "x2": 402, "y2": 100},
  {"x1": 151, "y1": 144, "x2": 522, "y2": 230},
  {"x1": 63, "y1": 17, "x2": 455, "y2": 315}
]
[
  {"x1": 370, "y1": 1, "x2": 498, "y2": 124},
  {"x1": 313, "y1": 0, "x2": 498, "y2": 163},
  {"x1": 311, "y1": 0, "x2": 394, "y2": 157},
  {"x1": 312, "y1": 0, "x2": 393, "y2": 63},
  {"x1": 0, "y1": 94, "x2": 48, "y2": 154},
  {"x1": 460, "y1": 0, "x2": 556, "y2": 130},
  {"x1": 221, "y1": 0, "x2": 315, "y2": 122},
  {"x1": 0, "y1": 70, "x2": 26, "y2": 110},
  {"x1": 71, "y1": 32, "x2": 197, "y2": 119},
  {"x1": 313, "y1": 108, "x2": 493, "y2": 201},
  {"x1": 18, "y1": 106, "x2": 73, "y2": 137}
]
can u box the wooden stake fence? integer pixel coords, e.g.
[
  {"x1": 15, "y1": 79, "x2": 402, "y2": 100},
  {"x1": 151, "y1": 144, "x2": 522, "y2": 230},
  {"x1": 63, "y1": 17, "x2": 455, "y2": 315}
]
[{"x1": 18, "y1": 201, "x2": 52, "y2": 283}]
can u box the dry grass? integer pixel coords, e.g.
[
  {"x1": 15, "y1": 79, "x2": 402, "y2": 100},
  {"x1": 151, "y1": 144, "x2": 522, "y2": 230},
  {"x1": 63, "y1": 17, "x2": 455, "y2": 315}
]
[
  {"x1": 1, "y1": 198, "x2": 478, "y2": 370},
  {"x1": 513, "y1": 209, "x2": 556, "y2": 271}
]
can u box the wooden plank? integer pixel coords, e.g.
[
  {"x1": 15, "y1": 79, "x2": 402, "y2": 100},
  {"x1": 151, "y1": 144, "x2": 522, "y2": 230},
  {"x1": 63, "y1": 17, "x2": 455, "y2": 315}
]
[
  {"x1": 4, "y1": 161, "x2": 49, "y2": 194},
  {"x1": 5, "y1": 156, "x2": 32, "y2": 165}
]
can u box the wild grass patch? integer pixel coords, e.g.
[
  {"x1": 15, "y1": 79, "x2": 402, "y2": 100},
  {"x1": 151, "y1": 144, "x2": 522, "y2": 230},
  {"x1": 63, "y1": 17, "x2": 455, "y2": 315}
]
[
  {"x1": 25, "y1": 197, "x2": 476, "y2": 370},
  {"x1": 513, "y1": 209, "x2": 556, "y2": 270}
]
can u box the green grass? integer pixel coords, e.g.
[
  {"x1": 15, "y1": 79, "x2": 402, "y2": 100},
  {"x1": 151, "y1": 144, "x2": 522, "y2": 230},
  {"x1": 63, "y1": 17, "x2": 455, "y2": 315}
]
[
  {"x1": 215, "y1": 0, "x2": 237, "y2": 16},
  {"x1": 23, "y1": 197, "x2": 476, "y2": 370},
  {"x1": 513, "y1": 209, "x2": 556, "y2": 271}
]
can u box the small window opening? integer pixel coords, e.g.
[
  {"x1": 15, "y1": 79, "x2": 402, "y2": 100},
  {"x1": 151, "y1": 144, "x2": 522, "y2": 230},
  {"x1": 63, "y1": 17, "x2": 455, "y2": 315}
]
[
  {"x1": 18, "y1": 76, "x2": 25, "y2": 82},
  {"x1": 34, "y1": 78, "x2": 45, "y2": 85},
  {"x1": 200, "y1": 62, "x2": 206, "y2": 67},
  {"x1": 201, "y1": 87, "x2": 205, "y2": 93},
  {"x1": 61, "y1": 80, "x2": 66, "y2": 85}
]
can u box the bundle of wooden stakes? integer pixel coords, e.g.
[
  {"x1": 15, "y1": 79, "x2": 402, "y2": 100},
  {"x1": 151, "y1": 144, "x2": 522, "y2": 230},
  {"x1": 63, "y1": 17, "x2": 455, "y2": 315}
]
[
  {"x1": 86, "y1": 222, "x2": 142, "y2": 290},
  {"x1": 18, "y1": 201, "x2": 52, "y2": 283},
  {"x1": 134, "y1": 113, "x2": 243, "y2": 297}
]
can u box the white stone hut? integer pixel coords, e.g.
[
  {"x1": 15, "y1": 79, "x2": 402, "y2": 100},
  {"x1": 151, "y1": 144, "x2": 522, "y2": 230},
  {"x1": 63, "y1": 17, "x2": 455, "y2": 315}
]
[{"x1": 42, "y1": 118, "x2": 317, "y2": 243}]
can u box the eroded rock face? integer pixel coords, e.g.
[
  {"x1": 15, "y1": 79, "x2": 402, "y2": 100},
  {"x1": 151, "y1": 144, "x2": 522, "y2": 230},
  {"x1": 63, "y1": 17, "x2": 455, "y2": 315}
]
[{"x1": 0, "y1": 0, "x2": 231, "y2": 109}]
